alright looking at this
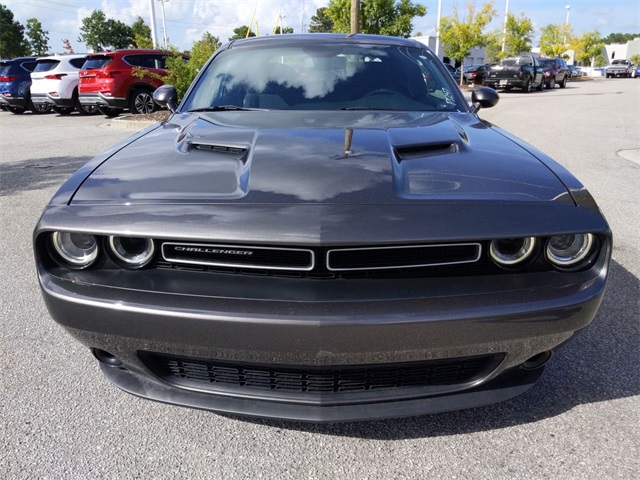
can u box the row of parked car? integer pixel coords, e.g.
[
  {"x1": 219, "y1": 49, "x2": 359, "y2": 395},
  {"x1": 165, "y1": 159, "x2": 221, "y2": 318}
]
[
  {"x1": 0, "y1": 49, "x2": 178, "y2": 116},
  {"x1": 445, "y1": 56, "x2": 579, "y2": 92}
]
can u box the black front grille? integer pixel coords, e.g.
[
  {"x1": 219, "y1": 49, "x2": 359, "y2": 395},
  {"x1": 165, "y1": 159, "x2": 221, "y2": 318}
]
[
  {"x1": 143, "y1": 353, "x2": 500, "y2": 396},
  {"x1": 327, "y1": 244, "x2": 480, "y2": 271}
]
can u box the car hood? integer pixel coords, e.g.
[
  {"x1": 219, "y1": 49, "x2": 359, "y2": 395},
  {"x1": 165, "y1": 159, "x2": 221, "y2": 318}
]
[{"x1": 71, "y1": 111, "x2": 571, "y2": 206}]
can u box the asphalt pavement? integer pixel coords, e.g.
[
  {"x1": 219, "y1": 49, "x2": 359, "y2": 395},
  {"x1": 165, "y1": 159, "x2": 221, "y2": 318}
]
[{"x1": 1, "y1": 78, "x2": 638, "y2": 479}]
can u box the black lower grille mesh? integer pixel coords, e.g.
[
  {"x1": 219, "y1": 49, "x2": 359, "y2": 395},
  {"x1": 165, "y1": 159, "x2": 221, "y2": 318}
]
[{"x1": 143, "y1": 353, "x2": 499, "y2": 394}]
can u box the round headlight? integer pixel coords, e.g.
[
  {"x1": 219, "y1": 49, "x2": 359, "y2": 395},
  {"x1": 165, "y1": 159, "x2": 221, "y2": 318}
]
[
  {"x1": 108, "y1": 236, "x2": 155, "y2": 268},
  {"x1": 546, "y1": 233, "x2": 594, "y2": 268},
  {"x1": 489, "y1": 237, "x2": 537, "y2": 267},
  {"x1": 51, "y1": 231, "x2": 99, "y2": 267}
]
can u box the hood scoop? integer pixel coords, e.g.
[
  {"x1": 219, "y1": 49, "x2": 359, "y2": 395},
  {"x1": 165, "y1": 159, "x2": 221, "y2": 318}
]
[
  {"x1": 190, "y1": 143, "x2": 249, "y2": 163},
  {"x1": 394, "y1": 143, "x2": 459, "y2": 162}
]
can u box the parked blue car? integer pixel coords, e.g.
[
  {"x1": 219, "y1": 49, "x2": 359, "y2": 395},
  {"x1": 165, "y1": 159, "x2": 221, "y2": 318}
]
[{"x1": 0, "y1": 57, "x2": 50, "y2": 114}]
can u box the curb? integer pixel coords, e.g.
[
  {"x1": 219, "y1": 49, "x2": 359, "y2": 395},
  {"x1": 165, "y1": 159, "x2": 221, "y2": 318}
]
[{"x1": 107, "y1": 115, "x2": 159, "y2": 130}]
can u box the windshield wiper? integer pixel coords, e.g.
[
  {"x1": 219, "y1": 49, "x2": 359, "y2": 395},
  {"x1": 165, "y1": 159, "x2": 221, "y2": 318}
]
[{"x1": 188, "y1": 105, "x2": 267, "y2": 112}]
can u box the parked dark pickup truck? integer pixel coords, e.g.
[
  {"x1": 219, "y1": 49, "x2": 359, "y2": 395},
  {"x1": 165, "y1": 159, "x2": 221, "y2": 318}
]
[{"x1": 485, "y1": 55, "x2": 545, "y2": 93}]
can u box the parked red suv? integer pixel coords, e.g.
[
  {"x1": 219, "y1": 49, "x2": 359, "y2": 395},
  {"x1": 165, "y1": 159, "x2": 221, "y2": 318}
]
[
  {"x1": 539, "y1": 57, "x2": 569, "y2": 89},
  {"x1": 78, "y1": 49, "x2": 179, "y2": 117}
]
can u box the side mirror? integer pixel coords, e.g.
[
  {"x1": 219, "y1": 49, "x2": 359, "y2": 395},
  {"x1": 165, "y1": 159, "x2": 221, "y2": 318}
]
[
  {"x1": 153, "y1": 85, "x2": 178, "y2": 113},
  {"x1": 470, "y1": 87, "x2": 499, "y2": 113}
]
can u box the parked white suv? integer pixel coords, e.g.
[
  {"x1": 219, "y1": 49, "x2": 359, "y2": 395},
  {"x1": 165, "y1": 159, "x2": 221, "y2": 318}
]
[{"x1": 30, "y1": 54, "x2": 96, "y2": 115}]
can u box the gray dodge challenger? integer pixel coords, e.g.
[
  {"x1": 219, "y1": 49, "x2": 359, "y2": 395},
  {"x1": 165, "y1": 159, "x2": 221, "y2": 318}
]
[{"x1": 34, "y1": 35, "x2": 611, "y2": 422}]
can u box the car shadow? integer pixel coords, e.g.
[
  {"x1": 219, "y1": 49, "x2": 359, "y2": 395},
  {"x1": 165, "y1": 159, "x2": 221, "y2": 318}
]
[
  {"x1": 0, "y1": 155, "x2": 91, "y2": 197},
  {"x1": 230, "y1": 259, "x2": 639, "y2": 439}
]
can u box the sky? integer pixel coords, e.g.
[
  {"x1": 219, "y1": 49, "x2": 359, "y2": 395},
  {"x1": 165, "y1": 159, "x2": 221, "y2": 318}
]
[{"x1": 4, "y1": 0, "x2": 640, "y2": 53}]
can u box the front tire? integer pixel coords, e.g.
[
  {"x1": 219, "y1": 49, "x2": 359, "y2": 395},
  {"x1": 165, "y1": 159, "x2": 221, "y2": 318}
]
[
  {"x1": 8, "y1": 106, "x2": 25, "y2": 114},
  {"x1": 129, "y1": 89, "x2": 156, "y2": 115},
  {"x1": 523, "y1": 79, "x2": 532, "y2": 93},
  {"x1": 547, "y1": 78, "x2": 556, "y2": 89}
]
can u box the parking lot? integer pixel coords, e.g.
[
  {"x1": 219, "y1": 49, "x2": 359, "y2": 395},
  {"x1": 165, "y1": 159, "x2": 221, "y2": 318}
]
[{"x1": 1, "y1": 78, "x2": 638, "y2": 479}]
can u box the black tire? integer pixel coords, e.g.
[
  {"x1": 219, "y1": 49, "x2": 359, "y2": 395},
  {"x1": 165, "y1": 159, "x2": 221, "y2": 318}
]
[
  {"x1": 129, "y1": 89, "x2": 156, "y2": 115},
  {"x1": 536, "y1": 79, "x2": 544, "y2": 91},
  {"x1": 97, "y1": 106, "x2": 122, "y2": 117},
  {"x1": 560, "y1": 75, "x2": 568, "y2": 88},
  {"x1": 52, "y1": 106, "x2": 73, "y2": 115},
  {"x1": 8, "y1": 106, "x2": 25, "y2": 114},
  {"x1": 523, "y1": 79, "x2": 531, "y2": 93},
  {"x1": 547, "y1": 78, "x2": 556, "y2": 89}
]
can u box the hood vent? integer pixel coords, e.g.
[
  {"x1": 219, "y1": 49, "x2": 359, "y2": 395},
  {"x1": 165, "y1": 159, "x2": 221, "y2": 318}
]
[
  {"x1": 190, "y1": 143, "x2": 249, "y2": 162},
  {"x1": 394, "y1": 143, "x2": 458, "y2": 162}
]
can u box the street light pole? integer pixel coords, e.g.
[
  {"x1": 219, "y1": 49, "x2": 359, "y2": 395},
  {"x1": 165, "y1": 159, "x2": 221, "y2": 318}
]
[
  {"x1": 148, "y1": 0, "x2": 158, "y2": 49},
  {"x1": 564, "y1": 5, "x2": 570, "y2": 44},
  {"x1": 501, "y1": 0, "x2": 510, "y2": 52},
  {"x1": 158, "y1": 0, "x2": 169, "y2": 49},
  {"x1": 435, "y1": 0, "x2": 442, "y2": 57}
]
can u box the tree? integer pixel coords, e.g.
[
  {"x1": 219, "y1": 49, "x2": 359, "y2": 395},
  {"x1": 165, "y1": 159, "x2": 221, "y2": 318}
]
[
  {"x1": 25, "y1": 18, "x2": 49, "y2": 55},
  {"x1": 631, "y1": 54, "x2": 640, "y2": 66},
  {"x1": 502, "y1": 12, "x2": 534, "y2": 57},
  {"x1": 326, "y1": 0, "x2": 426, "y2": 38},
  {"x1": 594, "y1": 55, "x2": 606, "y2": 67},
  {"x1": 0, "y1": 4, "x2": 29, "y2": 57},
  {"x1": 309, "y1": 7, "x2": 334, "y2": 33},
  {"x1": 571, "y1": 30, "x2": 604, "y2": 67},
  {"x1": 602, "y1": 33, "x2": 640, "y2": 45},
  {"x1": 439, "y1": 1, "x2": 497, "y2": 85},
  {"x1": 539, "y1": 23, "x2": 574, "y2": 58},
  {"x1": 131, "y1": 16, "x2": 153, "y2": 49},
  {"x1": 273, "y1": 27, "x2": 294, "y2": 35},
  {"x1": 105, "y1": 18, "x2": 133, "y2": 49},
  {"x1": 79, "y1": 10, "x2": 108, "y2": 51},
  {"x1": 79, "y1": 10, "x2": 132, "y2": 51},
  {"x1": 229, "y1": 25, "x2": 256, "y2": 41}
]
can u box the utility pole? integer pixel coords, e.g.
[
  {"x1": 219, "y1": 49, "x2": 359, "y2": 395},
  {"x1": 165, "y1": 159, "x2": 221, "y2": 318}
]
[
  {"x1": 350, "y1": 0, "x2": 360, "y2": 34},
  {"x1": 501, "y1": 0, "x2": 510, "y2": 52},
  {"x1": 148, "y1": 0, "x2": 158, "y2": 49}
]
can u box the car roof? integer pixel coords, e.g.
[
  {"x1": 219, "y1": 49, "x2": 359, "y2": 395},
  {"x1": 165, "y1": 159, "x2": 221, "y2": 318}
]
[
  {"x1": 35, "y1": 54, "x2": 89, "y2": 61},
  {"x1": 86, "y1": 49, "x2": 169, "y2": 57},
  {"x1": 228, "y1": 33, "x2": 424, "y2": 50}
]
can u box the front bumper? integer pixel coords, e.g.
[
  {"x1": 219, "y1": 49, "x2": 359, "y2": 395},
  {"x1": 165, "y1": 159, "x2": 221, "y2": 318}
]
[
  {"x1": 78, "y1": 93, "x2": 126, "y2": 109},
  {"x1": 39, "y1": 247, "x2": 609, "y2": 420}
]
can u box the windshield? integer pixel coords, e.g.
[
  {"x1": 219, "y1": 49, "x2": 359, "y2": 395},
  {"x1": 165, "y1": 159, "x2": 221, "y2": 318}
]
[
  {"x1": 540, "y1": 60, "x2": 554, "y2": 68},
  {"x1": 182, "y1": 43, "x2": 465, "y2": 112}
]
